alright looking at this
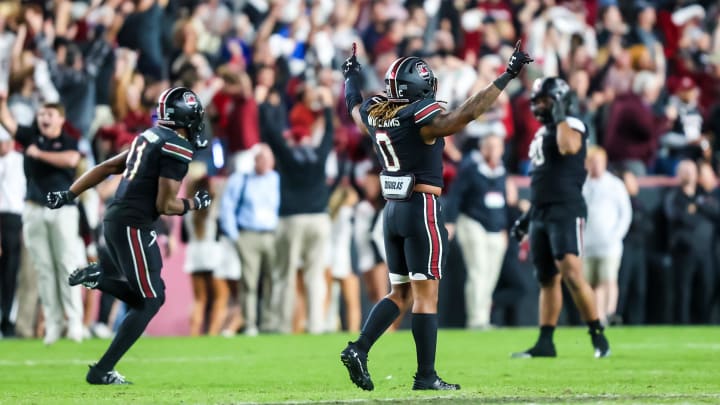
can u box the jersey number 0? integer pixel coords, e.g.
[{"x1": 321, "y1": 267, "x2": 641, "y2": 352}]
[{"x1": 375, "y1": 131, "x2": 401, "y2": 172}]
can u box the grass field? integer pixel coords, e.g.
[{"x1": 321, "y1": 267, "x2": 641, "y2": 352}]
[{"x1": 1, "y1": 327, "x2": 719, "y2": 404}]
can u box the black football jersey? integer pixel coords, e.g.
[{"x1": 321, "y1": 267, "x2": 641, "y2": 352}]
[
  {"x1": 528, "y1": 117, "x2": 588, "y2": 209},
  {"x1": 104, "y1": 126, "x2": 193, "y2": 227},
  {"x1": 359, "y1": 96, "x2": 445, "y2": 187}
]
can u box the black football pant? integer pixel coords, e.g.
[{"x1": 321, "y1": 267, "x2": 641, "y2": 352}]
[
  {"x1": 94, "y1": 221, "x2": 165, "y2": 372},
  {"x1": 0, "y1": 213, "x2": 22, "y2": 336}
]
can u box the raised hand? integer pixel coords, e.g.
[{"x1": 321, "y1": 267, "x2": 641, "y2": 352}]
[
  {"x1": 342, "y1": 42, "x2": 362, "y2": 79},
  {"x1": 506, "y1": 40, "x2": 533, "y2": 78}
]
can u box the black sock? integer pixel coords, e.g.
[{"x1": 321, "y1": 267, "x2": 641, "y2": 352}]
[
  {"x1": 355, "y1": 298, "x2": 400, "y2": 353},
  {"x1": 412, "y1": 313, "x2": 437, "y2": 379},
  {"x1": 538, "y1": 325, "x2": 555, "y2": 344},
  {"x1": 587, "y1": 319, "x2": 603, "y2": 334},
  {"x1": 95, "y1": 298, "x2": 163, "y2": 372}
]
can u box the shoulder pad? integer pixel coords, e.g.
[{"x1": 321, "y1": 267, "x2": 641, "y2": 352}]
[
  {"x1": 161, "y1": 136, "x2": 194, "y2": 163},
  {"x1": 412, "y1": 99, "x2": 443, "y2": 125}
]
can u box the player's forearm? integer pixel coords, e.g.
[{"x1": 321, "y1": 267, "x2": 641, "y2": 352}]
[
  {"x1": 69, "y1": 164, "x2": 115, "y2": 197},
  {"x1": 159, "y1": 198, "x2": 195, "y2": 216},
  {"x1": 456, "y1": 82, "x2": 503, "y2": 124}
]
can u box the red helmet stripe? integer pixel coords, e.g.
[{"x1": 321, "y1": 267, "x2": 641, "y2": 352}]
[
  {"x1": 157, "y1": 87, "x2": 179, "y2": 121},
  {"x1": 387, "y1": 57, "x2": 411, "y2": 100}
]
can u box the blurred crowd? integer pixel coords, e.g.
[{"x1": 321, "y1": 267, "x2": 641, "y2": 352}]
[{"x1": 1, "y1": 0, "x2": 720, "y2": 341}]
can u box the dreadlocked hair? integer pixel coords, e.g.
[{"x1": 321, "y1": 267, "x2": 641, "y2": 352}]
[{"x1": 367, "y1": 100, "x2": 409, "y2": 122}]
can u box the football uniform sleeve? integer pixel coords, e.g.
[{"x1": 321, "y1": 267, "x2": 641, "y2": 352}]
[
  {"x1": 412, "y1": 99, "x2": 443, "y2": 127},
  {"x1": 566, "y1": 117, "x2": 587, "y2": 137},
  {"x1": 159, "y1": 139, "x2": 193, "y2": 181}
]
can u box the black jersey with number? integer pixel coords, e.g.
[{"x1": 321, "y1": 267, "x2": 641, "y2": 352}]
[
  {"x1": 104, "y1": 126, "x2": 193, "y2": 228},
  {"x1": 528, "y1": 117, "x2": 588, "y2": 211},
  {"x1": 359, "y1": 95, "x2": 445, "y2": 187}
]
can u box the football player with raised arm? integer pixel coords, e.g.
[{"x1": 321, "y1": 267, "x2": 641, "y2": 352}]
[
  {"x1": 510, "y1": 77, "x2": 611, "y2": 359},
  {"x1": 339, "y1": 43, "x2": 532, "y2": 391},
  {"x1": 46, "y1": 87, "x2": 212, "y2": 384}
]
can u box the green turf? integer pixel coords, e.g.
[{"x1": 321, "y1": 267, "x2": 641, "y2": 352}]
[{"x1": 1, "y1": 327, "x2": 719, "y2": 404}]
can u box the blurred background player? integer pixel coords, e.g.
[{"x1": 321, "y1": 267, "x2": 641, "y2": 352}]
[{"x1": 510, "y1": 77, "x2": 610, "y2": 359}]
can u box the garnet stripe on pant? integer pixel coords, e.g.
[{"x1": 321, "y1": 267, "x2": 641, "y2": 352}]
[
  {"x1": 424, "y1": 194, "x2": 441, "y2": 279},
  {"x1": 127, "y1": 227, "x2": 154, "y2": 298}
]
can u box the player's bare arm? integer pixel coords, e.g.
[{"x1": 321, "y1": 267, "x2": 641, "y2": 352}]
[
  {"x1": 556, "y1": 122, "x2": 582, "y2": 155},
  {"x1": 70, "y1": 150, "x2": 129, "y2": 197},
  {"x1": 157, "y1": 177, "x2": 191, "y2": 215},
  {"x1": 420, "y1": 41, "x2": 532, "y2": 141}
]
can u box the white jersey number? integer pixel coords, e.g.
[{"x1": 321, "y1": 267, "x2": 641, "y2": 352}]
[
  {"x1": 375, "y1": 131, "x2": 401, "y2": 172},
  {"x1": 528, "y1": 135, "x2": 545, "y2": 167}
]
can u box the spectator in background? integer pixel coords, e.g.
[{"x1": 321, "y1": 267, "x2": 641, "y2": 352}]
[
  {"x1": 658, "y1": 77, "x2": 707, "y2": 175},
  {"x1": 604, "y1": 71, "x2": 665, "y2": 176},
  {"x1": 446, "y1": 134, "x2": 516, "y2": 330},
  {"x1": 615, "y1": 170, "x2": 650, "y2": 325},
  {"x1": 220, "y1": 144, "x2": 279, "y2": 336},
  {"x1": 664, "y1": 160, "x2": 718, "y2": 324},
  {"x1": 0, "y1": 92, "x2": 83, "y2": 344},
  {"x1": 182, "y1": 176, "x2": 222, "y2": 336},
  {"x1": 625, "y1": 1, "x2": 666, "y2": 79},
  {"x1": 325, "y1": 185, "x2": 361, "y2": 333},
  {"x1": 582, "y1": 147, "x2": 632, "y2": 325},
  {"x1": 0, "y1": 131, "x2": 25, "y2": 337},
  {"x1": 263, "y1": 85, "x2": 334, "y2": 335},
  {"x1": 696, "y1": 161, "x2": 719, "y2": 322},
  {"x1": 26, "y1": 5, "x2": 112, "y2": 143}
]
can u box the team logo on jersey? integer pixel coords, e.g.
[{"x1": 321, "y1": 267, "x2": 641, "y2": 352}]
[
  {"x1": 416, "y1": 62, "x2": 430, "y2": 79},
  {"x1": 183, "y1": 92, "x2": 198, "y2": 106}
]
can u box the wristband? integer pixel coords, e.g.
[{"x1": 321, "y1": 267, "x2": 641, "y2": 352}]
[
  {"x1": 493, "y1": 72, "x2": 512, "y2": 91},
  {"x1": 181, "y1": 198, "x2": 191, "y2": 215},
  {"x1": 345, "y1": 76, "x2": 363, "y2": 115},
  {"x1": 67, "y1": 190, "x2": 77, "y2": 201}
]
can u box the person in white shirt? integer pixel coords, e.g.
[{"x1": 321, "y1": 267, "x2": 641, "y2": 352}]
[
  {"x1": 0, "y1": 131, "x2": 25, "y2": 337},
  {"x1": 582, "y1": 146, "x2": 632, "y2": 324}
]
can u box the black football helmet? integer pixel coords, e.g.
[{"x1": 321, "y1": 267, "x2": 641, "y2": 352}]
[
  {"x1": 384, "y1": 57, "x2": 437, "y2": 103},
  {"x1": 156, "y1": 87, "x2": 207, "y2": 149},
  {"x1": 530, "y1": 77, "x2": 572, "y2": 124}
]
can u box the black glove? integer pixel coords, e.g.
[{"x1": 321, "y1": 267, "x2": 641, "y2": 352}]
[
  {"x1": 550, "y1": 91, "x2": 568, "y2": 124},
  {"x1": 46, "y1": 190, "x2": 76, "y2": 209},
  {"x1": 342, "y1": 43, "x2": 362, "y2": 79},
  {"x1": 510, "y1": 211, "x2": 530, "y2": 242},
  {"x1": 193, "y1": 190, "x2": 212, "y2": 210},
  {"x1": 505, "y1": 40, "x2": 533, "y2": 78}
]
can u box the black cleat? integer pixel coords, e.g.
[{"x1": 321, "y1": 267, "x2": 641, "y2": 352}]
[
  {"x1": 412, "y1": 373, "x2": 460, "y2": 390},
  {"x1": 86, "y1": 364, "x2": 132, "y2": 385},
  {"x1": 511, "y1": 341, "x2": 557, "y2": 358},
  {"x1": 69, "y1": 263, "x2": 101, "y2": 289},
  {"x1": 591, "y1": 330, "x2": 611, "y2": 358},
  {"x1": 340, "y1": 342, "x2": 374, "y2": 391}
]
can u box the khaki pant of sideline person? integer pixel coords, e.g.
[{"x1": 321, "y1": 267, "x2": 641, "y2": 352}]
[
  {"x1": 237, "y1": 231, "x2": 276, "y2": 335},
  {"x1": 22, "y1": 203, "x2": 83, "y2": 343},
  {"x1": 14, "y1": 243, "x2": 39, "y2": 338},
  {"x1": 273, "y1": 213, "x2": 331, "y2": 334},
  {"x1": 457, "y1": 214, "x2": 508, "y2": 329}
]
